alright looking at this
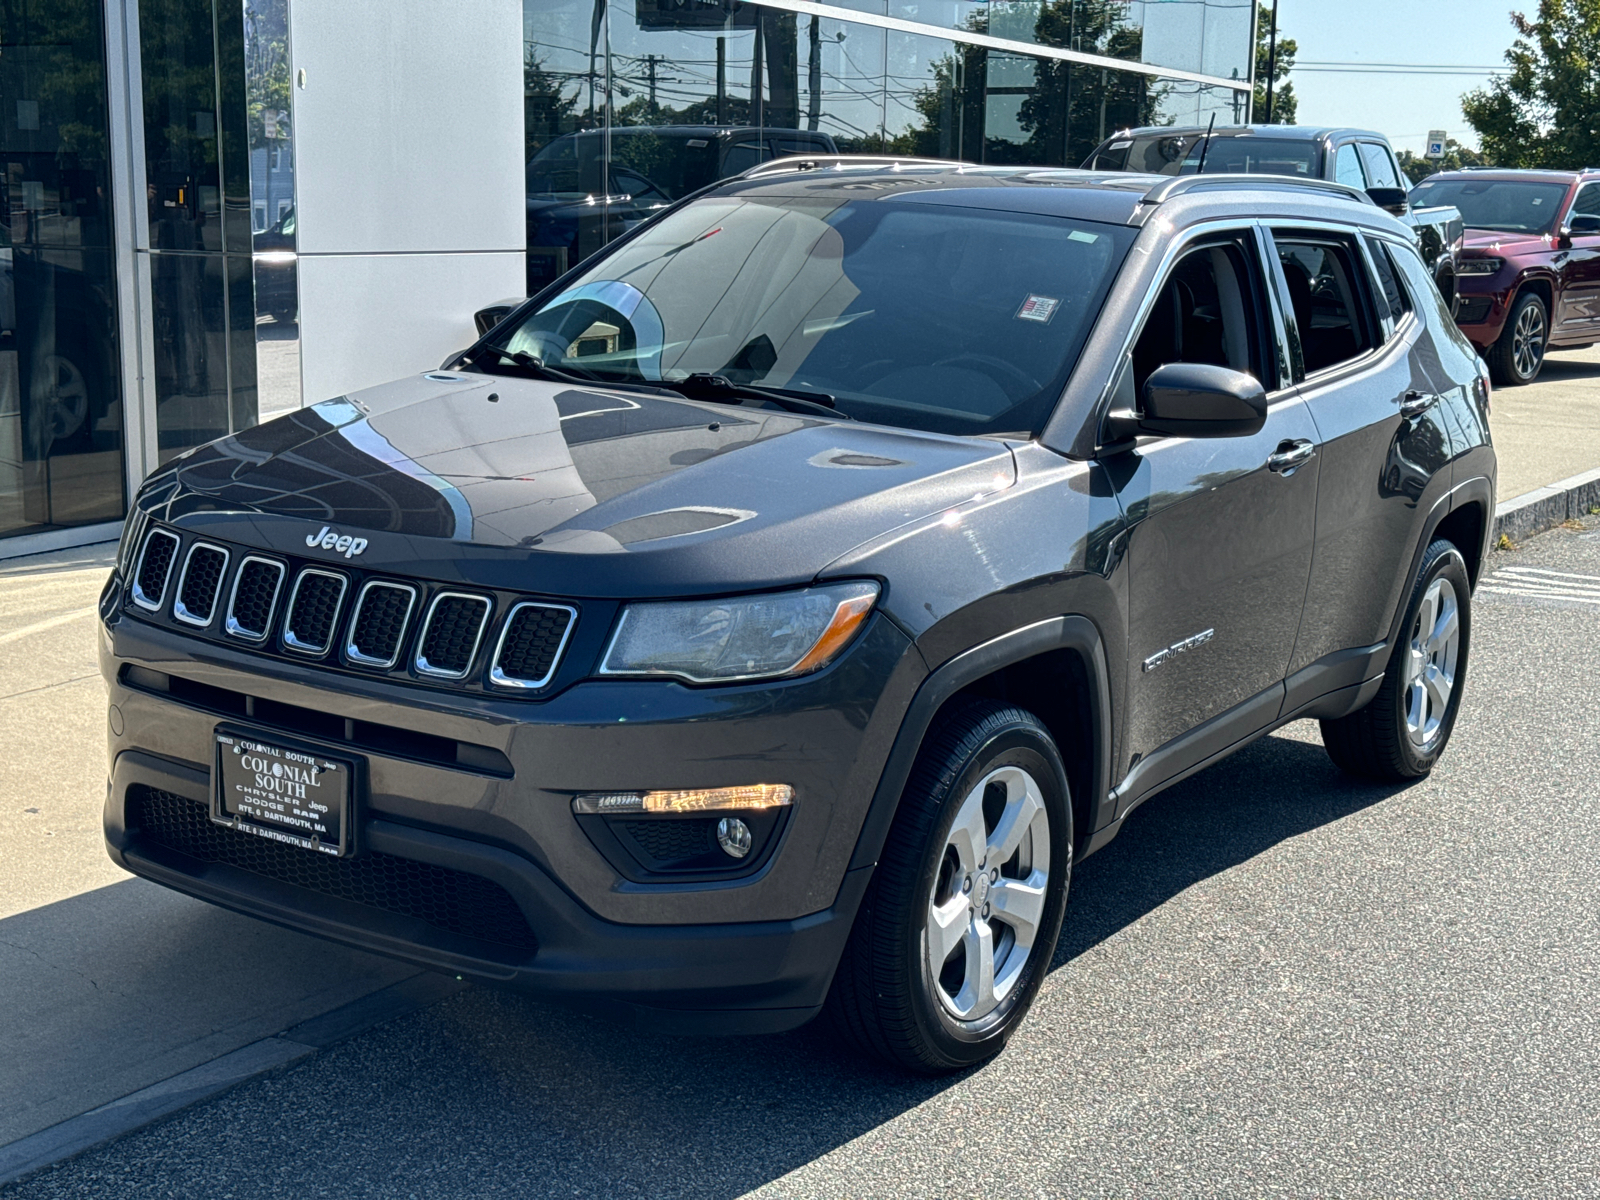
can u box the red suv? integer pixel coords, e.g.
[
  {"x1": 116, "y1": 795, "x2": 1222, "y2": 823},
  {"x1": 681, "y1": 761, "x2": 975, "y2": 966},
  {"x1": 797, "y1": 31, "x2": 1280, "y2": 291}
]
[{"x1": 1412, "y1": 168, "x2": 1600, "y2": 385}]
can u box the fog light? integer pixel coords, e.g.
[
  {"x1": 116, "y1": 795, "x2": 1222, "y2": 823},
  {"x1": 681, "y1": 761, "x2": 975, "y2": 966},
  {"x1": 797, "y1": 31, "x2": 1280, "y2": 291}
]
[
  {"x1": 572, "y1": 784, "x2": 793, "y2": 814},
  {"x1": 716, "y1": 817, "x2": 752, "y2": 859}
]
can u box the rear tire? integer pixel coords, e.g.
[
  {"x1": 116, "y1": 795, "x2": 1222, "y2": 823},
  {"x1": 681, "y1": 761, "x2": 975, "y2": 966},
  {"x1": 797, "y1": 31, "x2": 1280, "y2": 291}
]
[
  {"x1": 1321, "y1": 539, "x2": 1471, "y2": 781},
  {"x1": 827, "y1": 700, "x2": 1073, "y2": 1074},
  {"x1": 1487, "y1": 291, "x2": 1547, "y2": 386}
]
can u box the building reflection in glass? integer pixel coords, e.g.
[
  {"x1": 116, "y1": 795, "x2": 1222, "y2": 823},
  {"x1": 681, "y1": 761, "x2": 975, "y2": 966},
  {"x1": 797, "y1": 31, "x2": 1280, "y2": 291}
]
[
  {"x1": 0, "y1": 0, "x2": 127, "y2": 539},
  {"x1": 245, "y1": 0, "x2": 300, "y2": 422},
  {"x1": 523, "y1": 0, "x2": 1249, "y2": 294}
]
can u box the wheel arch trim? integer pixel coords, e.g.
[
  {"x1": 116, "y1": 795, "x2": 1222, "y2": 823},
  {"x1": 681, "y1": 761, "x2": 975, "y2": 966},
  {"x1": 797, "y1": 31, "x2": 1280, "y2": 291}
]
[
  {"x1": 1385, "y1": 476, "x2": 1494, "y2": 653},
  {"x1": 845, "y1": 615, "x2": 1114, "y2": 876}
]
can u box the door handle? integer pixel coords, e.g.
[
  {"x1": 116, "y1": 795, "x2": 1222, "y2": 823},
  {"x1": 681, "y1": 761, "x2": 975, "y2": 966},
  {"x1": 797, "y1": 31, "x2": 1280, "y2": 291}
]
[
  {"x1": 1266, "y1": 439, "x2": 1316, "y2": 474},
  {"x1": 1400, "y1": 389, "x2": 1439, "y2": 419}
]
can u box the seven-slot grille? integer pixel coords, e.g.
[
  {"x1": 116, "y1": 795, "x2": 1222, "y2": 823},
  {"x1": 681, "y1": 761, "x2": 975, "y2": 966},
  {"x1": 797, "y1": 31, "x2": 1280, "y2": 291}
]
[
  {"x1": 173, "y1": 543, "x2": 230, "y2": 626},
  {"x1": 226, "y1": 557, "x2": 286, "y2": 641},
  {"x1": 416, "y1": 593, "x2": 491, "y2": 678},
  {"x1": 283, "y1": 569, "x2": 349, "y2": 655},
  {"x1": 132, "y1": 529, "x2": 180, "y2": 610},
  {"x1": 345, "y1": 581, "x2": 417, "y2": 669},
  {"x1": 490, "y1": 602, "x2": 576, "y2": 689},
  {"x1": 123, "y1": 526, "x2": 576, "y2": 692}
]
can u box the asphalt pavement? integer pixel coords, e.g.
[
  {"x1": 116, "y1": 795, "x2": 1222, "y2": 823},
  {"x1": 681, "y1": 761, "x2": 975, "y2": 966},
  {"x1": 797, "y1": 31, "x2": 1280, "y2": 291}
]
[
  {"x1": 1493, "y1": 343, "x2": 1600, "y2": 501},
  {"x1": 5, "y1": 515, "x2": 1597, "y2": 1198}
]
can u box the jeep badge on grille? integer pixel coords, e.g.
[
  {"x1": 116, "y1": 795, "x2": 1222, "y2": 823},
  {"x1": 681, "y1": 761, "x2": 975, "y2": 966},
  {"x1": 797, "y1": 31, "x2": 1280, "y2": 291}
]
[{"x1": 306, "y1": 525, "x2": 368, "y2": 559}]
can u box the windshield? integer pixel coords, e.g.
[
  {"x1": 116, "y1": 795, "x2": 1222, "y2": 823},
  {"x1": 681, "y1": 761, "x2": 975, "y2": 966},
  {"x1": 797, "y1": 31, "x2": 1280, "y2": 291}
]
[
  {"x1": 487, "y1": 193, "x2": 1136, "y2": 437},
  {"x1": 1086, "y1": 134, "x2": 1320, "y2": 178},
  {"x1": 1409, "y1": 179, "x2": 1570, "y2": 234}
]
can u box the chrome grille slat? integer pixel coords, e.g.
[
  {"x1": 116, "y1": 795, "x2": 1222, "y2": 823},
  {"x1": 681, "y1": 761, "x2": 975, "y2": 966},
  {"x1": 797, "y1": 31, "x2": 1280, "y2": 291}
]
[
  {"x1": 283, "y1": 569, "x2": 349, "y2": 655},
  {"x1": 345, "y1": 581, "x2": 417, "y2": 669},
  {"x1": 415, "y1": 592, "x2": 492, "y2": 679},
  {"x1": 490, "y1": 602, "x2": 577, "y2": 690},
  {"x1": 225, "y1": 557, "x2": 287, "y2": 642},
  {"x1": 131, "y1": 528, "x2": 180, "y2": 611},
  {"x1": 172, "y1": 543, "x2": 230, "y2": 627}
]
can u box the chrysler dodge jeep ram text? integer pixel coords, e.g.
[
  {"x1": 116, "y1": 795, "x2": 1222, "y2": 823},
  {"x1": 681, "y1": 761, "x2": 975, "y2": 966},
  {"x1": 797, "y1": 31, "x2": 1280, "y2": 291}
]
[{"x1": 100, "y1": 159, "x2": 1495, "y2": 1073}]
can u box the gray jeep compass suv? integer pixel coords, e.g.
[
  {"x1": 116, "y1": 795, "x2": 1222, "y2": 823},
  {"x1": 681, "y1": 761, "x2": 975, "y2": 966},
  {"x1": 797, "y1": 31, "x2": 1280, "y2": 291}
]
[{"x1": 100, "y1": 160, "x2": 1495, "y2": 1073}]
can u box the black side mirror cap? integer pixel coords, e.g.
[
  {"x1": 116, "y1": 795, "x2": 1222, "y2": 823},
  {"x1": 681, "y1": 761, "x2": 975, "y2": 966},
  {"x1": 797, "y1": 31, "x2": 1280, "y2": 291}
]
[
  {"x1": 1367, "y1": 186, "x2": 1409, "y2": 212},
  {"x1": 1106, "y1": 362, "x2": 1268, "y2": 442}
]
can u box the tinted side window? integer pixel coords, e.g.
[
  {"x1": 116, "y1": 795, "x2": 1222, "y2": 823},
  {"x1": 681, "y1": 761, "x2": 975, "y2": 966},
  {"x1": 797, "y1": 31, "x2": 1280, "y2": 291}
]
[
  {"x1": 1131, "y1": 240, "x2": 1267, "y2": 394},
  {"x1": 1571, "y1": 182, "x2": 1600, "y2": 221},
  {"x1": 1274, "y1": 237, "x2": 1376, "y2": 375},
  {"x1": 1357, "y1": 143, "x2": 1402, "y2": 190},
  {"x1": 1334, "y1": 144, "x2": 1366, "y2": 189},
  {"x1": 1365, "y1": 236, "x2": 1412, "y2": 326}
]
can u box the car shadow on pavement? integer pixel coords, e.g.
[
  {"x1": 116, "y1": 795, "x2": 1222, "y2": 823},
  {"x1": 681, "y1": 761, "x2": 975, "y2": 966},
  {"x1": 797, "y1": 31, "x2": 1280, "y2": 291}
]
[
  {"x1": 1537, "y1": 351, "x2": 1600, "y2": 381},
  {"x1": 1052, "y1": 726, "x2": 1415, "y2": 971},
  {"x1": 157, "y1": 728, "x2": 1421, "y2": 1200}
]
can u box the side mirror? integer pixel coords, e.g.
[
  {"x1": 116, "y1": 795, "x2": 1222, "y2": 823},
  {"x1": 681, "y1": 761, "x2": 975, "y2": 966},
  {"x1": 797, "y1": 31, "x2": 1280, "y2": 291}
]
[
  {"x1": 1366, "y1": 186, "x2": 1409, "y2": 214},
  {"x1": 1138, "y1": 362, "x2": 1268, "y2": 438}
]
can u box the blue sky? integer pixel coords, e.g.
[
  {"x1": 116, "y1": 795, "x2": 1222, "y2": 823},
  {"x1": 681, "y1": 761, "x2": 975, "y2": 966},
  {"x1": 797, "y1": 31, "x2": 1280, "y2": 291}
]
[{"x1": 1279, "y1": 0, "x2": 1526, "y2": 153}]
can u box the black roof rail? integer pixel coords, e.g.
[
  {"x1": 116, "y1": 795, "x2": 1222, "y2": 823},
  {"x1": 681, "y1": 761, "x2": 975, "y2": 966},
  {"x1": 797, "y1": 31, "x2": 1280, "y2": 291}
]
[
  {"x1": 739, "y1": 154, "x2": 968, "y2": 179},
  {"x1": 1141, "y1": 173, "x2": 1374, "y2": 205}
]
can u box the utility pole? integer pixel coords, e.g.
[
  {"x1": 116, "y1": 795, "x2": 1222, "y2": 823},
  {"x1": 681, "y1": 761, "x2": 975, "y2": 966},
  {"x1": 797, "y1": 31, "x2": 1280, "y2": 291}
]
[
  {"x1": 807, "y1": 16, "x2": 821, "y2": 131},
  {"x1": 1263, "y1": 1, "x2": 1279, "y2": 125},
  {"x1": 716, "y1": 36, "x2": 726, "y2": 124},
  {"x1": 646, "y1": 53, "x2": 658, "y2": 117}
]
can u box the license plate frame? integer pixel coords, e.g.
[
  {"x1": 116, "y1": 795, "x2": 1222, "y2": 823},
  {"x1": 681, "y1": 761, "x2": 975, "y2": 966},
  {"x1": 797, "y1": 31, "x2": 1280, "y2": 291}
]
[{"x1": 211, "y1": 726, "x2": 358, "y2": 857}]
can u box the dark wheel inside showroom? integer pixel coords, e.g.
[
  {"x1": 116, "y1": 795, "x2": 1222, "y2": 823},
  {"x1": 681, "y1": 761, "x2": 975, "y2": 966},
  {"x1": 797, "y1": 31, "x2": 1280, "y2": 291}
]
[
  {"x1": 829, "y1": 700, "x2": 1073, "y2": 1073},
  {"x1": 1321, "y1": 538, "x2": 1471, "y2": 781}
]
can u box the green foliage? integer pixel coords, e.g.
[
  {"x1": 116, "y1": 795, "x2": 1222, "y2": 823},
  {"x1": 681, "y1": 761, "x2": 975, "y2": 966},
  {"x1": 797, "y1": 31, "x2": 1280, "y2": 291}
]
[
  {"x1": 1397, "y1": 138, "x2": 1490, "y2": 184},
  {"x1": 246, "y1": 36, "x2": 291, "y2": 152},
  {"x1": 1253, "y1": 3, "x2": 1297, "y2": 125},
  {"x1": 1463, "y1": 0, "x2": 1600, "y2": 168}
]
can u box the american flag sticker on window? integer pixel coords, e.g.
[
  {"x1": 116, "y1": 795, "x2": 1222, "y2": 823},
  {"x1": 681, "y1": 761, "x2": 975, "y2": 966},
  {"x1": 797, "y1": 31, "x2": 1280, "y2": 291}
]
[{"x1": 1016, "y1": 294, "x2": 1060, "y2": 323}]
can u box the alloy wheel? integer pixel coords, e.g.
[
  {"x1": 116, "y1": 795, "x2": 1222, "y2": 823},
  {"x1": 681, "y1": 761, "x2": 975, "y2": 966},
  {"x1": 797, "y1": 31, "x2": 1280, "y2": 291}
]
[
  {"x1": 1511, "y1": 302, "x2": 1546, "y2": 380},
  {"x1": 37, "y1": 354, "x2": 90, "y2": 443},
  {"x1": 1404, "y1": 576, "x2": 1460, "y2": 749},
  {"x1": 925, "y1": 764, "x2": 1050, "y2": 1022}
]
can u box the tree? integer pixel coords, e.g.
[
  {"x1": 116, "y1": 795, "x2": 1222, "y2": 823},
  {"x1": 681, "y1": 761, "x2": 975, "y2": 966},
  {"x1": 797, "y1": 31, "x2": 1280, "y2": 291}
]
[
  {"x1": 1397, "y1": 138, "x2": 1489, "y2": 184},
  {"x1": 1463, "y1": 0, "x2": 1600, "y2": 168},
  {"x1": 1253, "y1": 3, "x2": 1297, "y2": 124}
]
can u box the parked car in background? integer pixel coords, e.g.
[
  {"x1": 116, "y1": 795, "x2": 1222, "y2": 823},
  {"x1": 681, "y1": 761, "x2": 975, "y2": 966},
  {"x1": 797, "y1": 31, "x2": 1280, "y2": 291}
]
[
  {"x1": 1084, "y1": 126, "x2": 1465, "y2": 311},
  {"x1": 1409, "y1": 168, "x2": 1600, "y2": 385},
  {"x1": 524, "y1": 126, "x2": 839, "y2": 292},
  {"x1": 103, "y1": 159, "x2": 1493, "y2": 1074},
  {"x1": 253, "y1": 206, "x2": 297, "y2": 325}
]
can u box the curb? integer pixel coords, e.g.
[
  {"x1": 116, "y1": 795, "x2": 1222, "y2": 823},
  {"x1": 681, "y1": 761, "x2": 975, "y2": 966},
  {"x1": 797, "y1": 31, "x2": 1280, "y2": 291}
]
[
  {"x1": 0, "y1": 972, "x2": 466, "y2": 1188},
  {"x1": 1493, "y1": 466, "x2": 1600, "y2": 546}
]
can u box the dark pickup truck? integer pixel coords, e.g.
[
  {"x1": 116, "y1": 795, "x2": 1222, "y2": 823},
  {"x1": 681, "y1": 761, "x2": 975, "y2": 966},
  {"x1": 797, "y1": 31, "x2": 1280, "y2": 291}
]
[{"x1": 1085, "y1": 125, "x2": 1464, "y2": 309}]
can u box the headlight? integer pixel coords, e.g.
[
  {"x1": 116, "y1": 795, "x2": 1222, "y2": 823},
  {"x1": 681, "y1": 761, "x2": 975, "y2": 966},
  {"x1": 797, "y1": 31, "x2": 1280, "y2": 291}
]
[
  {"x1": 599, "y1": 581, "x2": 880, "y2": 683},
  {"x1": 1457, "y1": 257, "x2": 1503, "y2": 276}
]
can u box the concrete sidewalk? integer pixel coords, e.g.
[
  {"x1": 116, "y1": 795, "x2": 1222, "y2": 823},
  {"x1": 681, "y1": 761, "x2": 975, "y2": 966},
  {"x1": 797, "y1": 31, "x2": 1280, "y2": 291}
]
[
  {"x1": 0, "y1": 546, "x2": 416, "y2": 1149},
  {"x1": 1492, "y1": 343, "x2": 1600, "y2": 503}
]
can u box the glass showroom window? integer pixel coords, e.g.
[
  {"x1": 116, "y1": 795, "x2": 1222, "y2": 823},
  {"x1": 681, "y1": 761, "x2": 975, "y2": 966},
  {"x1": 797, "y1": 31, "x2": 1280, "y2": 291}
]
[{"x1": 0, "y1": 0, "x2": 127, "y2": 539}]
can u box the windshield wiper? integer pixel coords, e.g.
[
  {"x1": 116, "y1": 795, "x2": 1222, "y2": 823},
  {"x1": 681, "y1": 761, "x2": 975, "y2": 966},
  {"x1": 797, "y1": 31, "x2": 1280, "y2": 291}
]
[
  {"x1": 656, "y1": 373, "x2": 848, "y2": 419},
  {"x1": 463, "y1": 346, "x2": 606, "y2": 385}
]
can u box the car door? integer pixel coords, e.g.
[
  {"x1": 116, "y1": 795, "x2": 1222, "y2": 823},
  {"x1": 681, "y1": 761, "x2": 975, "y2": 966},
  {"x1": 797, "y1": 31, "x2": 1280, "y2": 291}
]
[
  {"x1": 1110, "y1": 227, "x2": 1320, "y2": 797},
  {"x1": 1554, "y1": 181, "x2": 1600, "y2": 339},
  {"x1": 1267, "y1": 226, "x2": 1455, "y2": 701}
]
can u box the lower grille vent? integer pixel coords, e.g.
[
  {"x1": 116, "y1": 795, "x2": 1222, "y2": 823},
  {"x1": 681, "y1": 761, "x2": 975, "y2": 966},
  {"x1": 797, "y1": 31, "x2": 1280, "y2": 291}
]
[
  {"x1": 174, "y1": 544, "x2": 229, "y2": 626},
  {"x1": 132, "y1": 529, "x2": 179, "y2": 611},
  {"x1": 347, "y1": 581, "x2": 416, "y2": 668},
  {"x1": 490, "y1": 602, "x2": 575, "y2": 689},
  {"x1": 131, "y1": 787, "x2": 538, "y2": 951},
  {"x1": 283, "y1": 570, "x2": 347, "y2": 655}
]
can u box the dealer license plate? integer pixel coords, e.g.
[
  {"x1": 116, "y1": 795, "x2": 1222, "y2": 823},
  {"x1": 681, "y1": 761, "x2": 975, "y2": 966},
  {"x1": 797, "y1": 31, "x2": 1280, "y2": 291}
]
[{"x1": 212, "y1": 728, "x2": 354, "y2": 857}]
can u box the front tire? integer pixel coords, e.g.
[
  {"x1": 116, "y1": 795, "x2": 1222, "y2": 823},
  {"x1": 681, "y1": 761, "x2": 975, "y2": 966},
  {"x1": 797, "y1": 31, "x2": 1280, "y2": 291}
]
[
  {"x1": 1488, "y1": 291, "x2": 1547, "y2": 386},
  {"x1": 1321, "y1": 539, "x2": 1471, "y2": 781},
  {"x1": 828, "y1": 700, "x2": 1073, "y2": 1073}
]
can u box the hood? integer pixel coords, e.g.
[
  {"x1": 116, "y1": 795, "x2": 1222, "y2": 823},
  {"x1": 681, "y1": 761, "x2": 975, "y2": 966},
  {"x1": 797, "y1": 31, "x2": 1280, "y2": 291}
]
[
  {"x1": 155, "y1": 372, "x2": 1016, "y2": 597},
  {"x1": 1461, "y1": 228, "x2": 1549, "y2": 254}
]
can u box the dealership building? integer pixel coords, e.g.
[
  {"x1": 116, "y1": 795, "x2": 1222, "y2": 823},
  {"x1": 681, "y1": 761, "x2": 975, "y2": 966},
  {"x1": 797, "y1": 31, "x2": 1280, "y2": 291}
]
[{"x1": 1, "y1": 0, "x2": 1255, "y2": 557}]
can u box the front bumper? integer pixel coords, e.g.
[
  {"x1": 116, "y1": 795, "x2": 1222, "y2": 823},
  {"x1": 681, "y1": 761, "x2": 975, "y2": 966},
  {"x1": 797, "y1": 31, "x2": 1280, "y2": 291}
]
[{"x1": 101, "y1": 593, "x2": 924, "y2": 1029}]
